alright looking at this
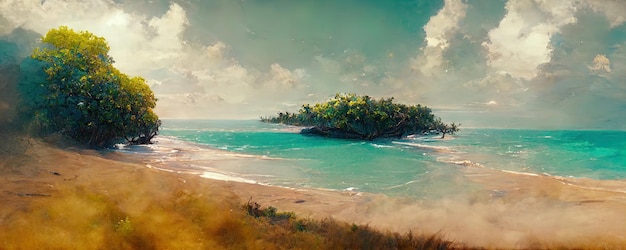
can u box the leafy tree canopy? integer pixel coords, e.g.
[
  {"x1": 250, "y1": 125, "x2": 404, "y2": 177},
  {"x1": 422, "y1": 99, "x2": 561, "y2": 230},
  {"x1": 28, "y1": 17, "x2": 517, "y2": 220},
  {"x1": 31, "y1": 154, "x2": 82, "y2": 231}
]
[
  {"x1": 21, "y1": 26, "x2": 160, "y2": 148},
  {"x1": 261, "y1": 93, "x2": 459, "y2": 139}
]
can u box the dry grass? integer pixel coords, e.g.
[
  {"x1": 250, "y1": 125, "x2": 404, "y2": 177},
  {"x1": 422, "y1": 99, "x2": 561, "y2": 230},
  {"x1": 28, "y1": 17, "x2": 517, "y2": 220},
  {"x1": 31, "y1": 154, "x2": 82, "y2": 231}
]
[
  {"x1": 244, "y1": 200, "x2": 460, "y2": 250},
  {"x1": 0, "y1": 181, "x2": 461, "y2": 249}
]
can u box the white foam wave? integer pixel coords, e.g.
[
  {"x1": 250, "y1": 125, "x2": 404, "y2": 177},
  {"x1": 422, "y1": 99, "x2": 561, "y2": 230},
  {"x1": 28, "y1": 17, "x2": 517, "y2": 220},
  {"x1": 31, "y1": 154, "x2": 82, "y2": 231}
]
[
  {"x1": 200, "y1": 172, "x2": 258, "y2": 184},
  {"x1": 500, "y1": 170, "x2": 540, "y2": 177},
  {"x1": 371, "y1": 143, "x2": 393, "y2": 148},
  {"x1": 438, "y1": 158, "x2": 485, "y2": 168},
  {"x1": 392, "y1": 141, "x2": 456, "y2": 153}
]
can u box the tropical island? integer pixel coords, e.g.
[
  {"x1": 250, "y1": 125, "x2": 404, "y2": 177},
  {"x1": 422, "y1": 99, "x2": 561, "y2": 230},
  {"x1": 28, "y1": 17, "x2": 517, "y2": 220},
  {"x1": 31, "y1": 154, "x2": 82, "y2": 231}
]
[{"x1": 261, "y1": 93, "x2": 459, "y2": 139}]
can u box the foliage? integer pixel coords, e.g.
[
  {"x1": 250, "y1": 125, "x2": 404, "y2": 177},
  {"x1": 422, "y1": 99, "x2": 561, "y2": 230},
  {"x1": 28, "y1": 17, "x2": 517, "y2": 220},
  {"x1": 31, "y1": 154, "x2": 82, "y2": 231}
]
[
  {"x1": 432, "y1": 117, "x2": 460, "y2": 139},
  {"x1": 21, "y1": 26, "x2": 160, "y2": 147},
  {"x1": 261, "y1": 93, "x2": 459, "y2": 139},
  {"x1": 243, "y1": 200, "x2": 459, "y2": 249},
  {"x1": 115, "y1": 216, "x2": 133, "y2": 235}
]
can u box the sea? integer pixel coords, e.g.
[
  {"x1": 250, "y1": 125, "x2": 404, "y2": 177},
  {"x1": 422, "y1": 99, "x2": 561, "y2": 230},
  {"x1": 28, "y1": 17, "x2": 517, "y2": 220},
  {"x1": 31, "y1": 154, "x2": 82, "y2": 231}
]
[{"x1": 119, "y1": 119, "x2": 626, "y2": 200}]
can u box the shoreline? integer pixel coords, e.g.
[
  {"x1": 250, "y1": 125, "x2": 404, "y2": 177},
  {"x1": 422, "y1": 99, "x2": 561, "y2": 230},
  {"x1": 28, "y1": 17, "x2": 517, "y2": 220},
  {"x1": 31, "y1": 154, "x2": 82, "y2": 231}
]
[
  {"x1": 112, "y1": 137, "x2": 626, "y2": 248},
  {"x1": 2, "y1": 140, "x2": 626, "y2": 248}
]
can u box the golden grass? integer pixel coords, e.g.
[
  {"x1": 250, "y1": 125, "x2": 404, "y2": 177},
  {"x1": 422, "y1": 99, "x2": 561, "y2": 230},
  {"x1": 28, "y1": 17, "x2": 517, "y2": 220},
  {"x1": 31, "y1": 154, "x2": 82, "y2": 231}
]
[{"x1": 0, "y1": 181, "x2": 460, "y2": 249}]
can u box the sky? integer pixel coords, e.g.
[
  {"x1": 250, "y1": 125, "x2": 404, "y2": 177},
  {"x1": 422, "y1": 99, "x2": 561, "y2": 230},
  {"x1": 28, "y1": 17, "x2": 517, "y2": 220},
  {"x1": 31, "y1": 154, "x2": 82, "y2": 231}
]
[{"x1": 1, "y1": 0, "x2": 625, "y2": 129}]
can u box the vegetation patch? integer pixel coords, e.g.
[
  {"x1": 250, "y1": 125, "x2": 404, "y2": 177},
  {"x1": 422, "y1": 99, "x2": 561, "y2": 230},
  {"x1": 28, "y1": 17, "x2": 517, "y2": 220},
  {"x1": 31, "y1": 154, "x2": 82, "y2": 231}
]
[
  {"x1": 19, "y1": 26, "x2": 160, "y2": 148},
  {"x1": 261, "y1": 93, "x2": 459, "y2": 139},
  {"x1": 244, "y1": 199, "x2": 461, "y2": 249}
]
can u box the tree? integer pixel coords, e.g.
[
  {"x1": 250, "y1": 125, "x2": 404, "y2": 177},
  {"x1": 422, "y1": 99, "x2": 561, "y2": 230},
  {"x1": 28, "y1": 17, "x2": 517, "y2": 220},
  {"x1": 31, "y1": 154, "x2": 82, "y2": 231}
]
[
  {"x1": 431, "y1": 117, "x2": 459, "y2": 139},
  {"x1": 22, "y1": 26, "x2": 160, "y2": 148}
]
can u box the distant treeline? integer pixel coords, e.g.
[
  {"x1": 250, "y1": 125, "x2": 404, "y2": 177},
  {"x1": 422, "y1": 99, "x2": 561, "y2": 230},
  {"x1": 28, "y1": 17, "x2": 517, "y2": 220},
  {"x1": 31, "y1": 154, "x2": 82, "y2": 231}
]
[{"x1": 261, "y1": 93, "x2": 459, "y2": 139}]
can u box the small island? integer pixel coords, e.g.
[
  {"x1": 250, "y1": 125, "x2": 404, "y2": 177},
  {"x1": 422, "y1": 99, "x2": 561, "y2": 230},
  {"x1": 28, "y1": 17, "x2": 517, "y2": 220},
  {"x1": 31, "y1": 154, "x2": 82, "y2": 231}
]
[{"x1": 261, "y1": 93, "x2": 459, "y2": 139}]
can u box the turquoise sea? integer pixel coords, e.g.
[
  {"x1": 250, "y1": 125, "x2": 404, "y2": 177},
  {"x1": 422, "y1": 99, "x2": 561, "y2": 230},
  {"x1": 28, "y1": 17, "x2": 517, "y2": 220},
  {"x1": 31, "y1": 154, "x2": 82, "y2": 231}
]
[{"x1": 130, "y1": 120, "x2": 626, "y2": 199}]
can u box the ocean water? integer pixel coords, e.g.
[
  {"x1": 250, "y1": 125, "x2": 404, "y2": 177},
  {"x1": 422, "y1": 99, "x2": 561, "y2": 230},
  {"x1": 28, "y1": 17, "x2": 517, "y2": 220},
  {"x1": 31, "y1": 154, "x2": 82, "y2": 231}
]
[{"x1": 144, "y1": 119, "x2": 626, "y2": 199}]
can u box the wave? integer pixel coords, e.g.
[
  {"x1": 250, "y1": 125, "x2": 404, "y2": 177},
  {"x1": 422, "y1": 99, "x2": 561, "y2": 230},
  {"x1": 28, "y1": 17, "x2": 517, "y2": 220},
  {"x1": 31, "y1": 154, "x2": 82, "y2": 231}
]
[
  {"x1": 370, "y1": 143, "x2": 393, "y2": 148},
  {"x1": 437, "y1": 157, "x2": 485, "y2": 168},
  {"x1": 500, "y1": 169, "x2": 540, "y2": 177},
  {"x1": 391, "y1": 141, "x2": 457, "y2": 153},
  {"x1": 113, "y1": 135, "x2": 291, "y2": 185},
  {"x1": 200, "y1": 172, "x2": 258, "y2": 184}
]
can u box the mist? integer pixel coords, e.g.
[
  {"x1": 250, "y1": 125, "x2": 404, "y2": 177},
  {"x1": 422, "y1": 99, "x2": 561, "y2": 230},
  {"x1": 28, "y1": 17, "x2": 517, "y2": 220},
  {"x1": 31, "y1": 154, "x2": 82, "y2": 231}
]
[{"x1": 2, "y1": 0, "x2": 625, "y2": 129}]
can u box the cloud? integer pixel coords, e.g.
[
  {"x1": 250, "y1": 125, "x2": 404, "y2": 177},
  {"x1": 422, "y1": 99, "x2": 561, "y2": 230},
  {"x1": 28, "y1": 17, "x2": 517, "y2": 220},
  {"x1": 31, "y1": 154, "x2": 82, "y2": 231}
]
[
  {"x1": 265, "y1": 63, "x2": 307, "y2": 88},
  {"x1": 0, "y1": 0, "x2": 188, "y2": 74},
  {"x1": 411, "y1": 0, "x2": 468, "y2": 77},
  {"x1": 482, "y1": 0, "x2": 578, "y2": 80}
]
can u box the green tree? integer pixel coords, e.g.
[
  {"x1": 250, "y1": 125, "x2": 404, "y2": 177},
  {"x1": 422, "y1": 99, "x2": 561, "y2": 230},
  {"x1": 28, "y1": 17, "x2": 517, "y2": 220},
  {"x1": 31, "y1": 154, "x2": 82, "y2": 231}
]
[
  {"x1": 22, "y1": 26, "x2": 160, "y2": 147},
  {"x1": 431, "y1": 117, "x2": 459, "y2": 139}
]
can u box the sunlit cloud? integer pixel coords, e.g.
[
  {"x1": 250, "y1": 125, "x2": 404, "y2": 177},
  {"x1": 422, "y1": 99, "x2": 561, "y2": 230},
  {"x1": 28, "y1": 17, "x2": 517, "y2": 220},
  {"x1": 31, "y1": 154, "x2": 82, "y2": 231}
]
[
  {"x1": 411, "y1": 0, "x2": 468, "y2": 77},
  {"x1": 482, "y1": 0, "x2": 578, "y2": 80}
]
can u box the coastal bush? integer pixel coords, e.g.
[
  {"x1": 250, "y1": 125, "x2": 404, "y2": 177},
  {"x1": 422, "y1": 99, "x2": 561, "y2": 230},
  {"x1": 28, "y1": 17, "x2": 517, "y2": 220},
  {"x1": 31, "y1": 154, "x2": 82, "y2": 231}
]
[
  {"x1": 261, "y1": 93, "x2": 459, "y2": 139},
  {"x1": 243, "y1": 200, "x2": 459, "y2": 249},
  {"x1": 20, "y1": 26, "x2": 160, "y2": 148}
]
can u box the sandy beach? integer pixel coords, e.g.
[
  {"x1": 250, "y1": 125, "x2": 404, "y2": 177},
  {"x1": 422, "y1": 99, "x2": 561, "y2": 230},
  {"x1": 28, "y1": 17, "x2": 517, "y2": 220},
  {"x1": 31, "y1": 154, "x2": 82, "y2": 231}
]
[{"x1": 1, "y1": 140, "x2": 626, "y2": 249}]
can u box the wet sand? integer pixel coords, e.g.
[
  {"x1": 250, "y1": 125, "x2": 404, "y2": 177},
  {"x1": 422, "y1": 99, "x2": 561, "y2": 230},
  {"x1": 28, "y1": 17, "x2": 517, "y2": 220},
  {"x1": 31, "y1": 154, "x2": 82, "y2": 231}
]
[{"x1": 1, "y1": 141, "x2": 625, "y2": 248}]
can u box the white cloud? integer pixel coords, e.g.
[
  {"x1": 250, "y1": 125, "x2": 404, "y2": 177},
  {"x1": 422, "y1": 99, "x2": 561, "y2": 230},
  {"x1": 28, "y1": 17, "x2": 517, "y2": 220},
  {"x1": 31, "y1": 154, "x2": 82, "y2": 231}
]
[
  {"x1": 0, "y1": 0, "x2": 96, "y2": 34},
  {"x1": 483, "y1": 0, "x2": 578, "y2": 80},
  {"x1": 0, "y1": 0, "x2": 190, "y2": 76},
  {"x1": 423, "y1": 0, "x2": 468, "y2": 50},
  {"x1": 267, "y1": 63, "x2": 307, "y2": 88},
  {"x1": 205, "y1": 41, "x2": 228, "y2": 61},
  {"x1": 113, "y1": 3, "x2": 189, "y2": 75},
  {"x1": 411, "y1": 0, "x2": 468, "y2": 77}
]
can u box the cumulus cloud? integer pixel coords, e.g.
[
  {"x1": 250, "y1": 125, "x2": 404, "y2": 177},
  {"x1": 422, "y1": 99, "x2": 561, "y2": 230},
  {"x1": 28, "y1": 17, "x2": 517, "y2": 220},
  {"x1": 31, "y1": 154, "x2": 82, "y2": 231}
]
[
  {"x1": 411, "y1": 0, "x2": 468, "y2": 77},
  {"x1": 266, "y1": 63, "x2": 307, "y2": 88},
  {"x1": 205, "y1": 41, "x2": 228, "y2": 61},
  {"x1": 0, "y1": 0, "x2": 189, "y2": 74},
  {"x1": 482, "y1": 0, "x2": 578, "y2": 80}
]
